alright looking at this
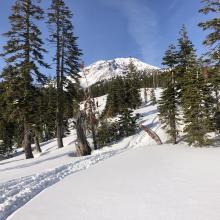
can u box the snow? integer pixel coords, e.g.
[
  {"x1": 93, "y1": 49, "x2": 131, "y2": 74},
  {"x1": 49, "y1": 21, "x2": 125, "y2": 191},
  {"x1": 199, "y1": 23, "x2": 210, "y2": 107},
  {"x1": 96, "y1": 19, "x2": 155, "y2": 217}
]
[
  {"x1": 7, "y1": 144, "x2": 220, "y2": 220},
  {"x1": 1, "y1": 88, "x2": 220, "y2": 220},
  {"x1": 79, "y1": 58, "x2": 159, "y2": 88}
]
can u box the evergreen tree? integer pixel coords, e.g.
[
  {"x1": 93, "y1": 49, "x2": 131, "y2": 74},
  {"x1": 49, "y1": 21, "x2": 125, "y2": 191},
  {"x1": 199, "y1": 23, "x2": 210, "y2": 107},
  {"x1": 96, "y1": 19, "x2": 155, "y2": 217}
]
[
  {"x1": 198, "y1": 0, "x2": 220, "y2": 66},
  {"x1": 150, "y1": 89, "x2": 157, "y2": 105},
  {"x1": 199, "y1": 0, "x2": 220, "y2": 132},
  {"x1": 103, "y1": 61, "x2": 141, "y2": 118},
  {"x1": 1, "y1": 0, "x2": 48, "y2": 159},
  {"x1": 159, "y1": 44, "x2": 179, "y2": 144},
  {"x1": 41, "y1": 84, "x2": 57, "y2": 141},
  {"x1": 177, "y1": 26, "x2": 210, "y2": 146},
  {"x1": 124, "y1": 60, "x2": 141, "y2": 109},
  {"x1": 103, "y1": 76, "x2": 124, "y2": 117},
  {"x1": 48, "y1": 0, "x2": 82, "y2": 148},
  {"x1": 118, "y1": 107, "x2": 137, "y2": 137},
  {"x1": 96, "y1": 120, "x2": 120, "y2": 148},
  {"x1": 0, "y1": 81, "x2": 15, "y2": 157}
]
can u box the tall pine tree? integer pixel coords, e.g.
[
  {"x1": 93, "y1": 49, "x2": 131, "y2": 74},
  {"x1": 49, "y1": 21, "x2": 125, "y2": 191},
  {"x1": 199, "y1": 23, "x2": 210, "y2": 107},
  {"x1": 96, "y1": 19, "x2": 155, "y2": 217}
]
[
  {"x1": 159, "y1": 44, "x2": 179, "y2": 144},
  {"x1": 1, "y1": 0, "x2": 48, "y2": 159},
  {"x1": 199, "y1": 0, "x2": 220, "y2": 132},
  {"x1": 198, "y1": 0, "x2": 220, "y2": 66},
  {"x1": 48, "y1": 0, "x2": 82, "y2": 148},
  {"x1": 177, "y1": 26, "x2": 210, "y2": 146}
]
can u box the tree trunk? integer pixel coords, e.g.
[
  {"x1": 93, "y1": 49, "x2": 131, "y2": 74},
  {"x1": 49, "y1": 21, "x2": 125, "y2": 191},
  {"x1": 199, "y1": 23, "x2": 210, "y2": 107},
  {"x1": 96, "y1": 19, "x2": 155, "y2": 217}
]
[
  {"x1": 75, "y1": 112, "x2": 91, "y2": 156},
  {"x1": 23, "y1": 124, "x2": 34, "y2": 159},
  {"x1": 56, "y1": 7, "x2": 64, "y2": 148},
  {"x1": 89, "y1": 100, "x2": 98, "y2": 150},
  {"x1": 34, "y1": 131, "x2": 42, "y2": 153},
  {"x1": 91, "y1": 123, "x2": 97, "y2": 150}
]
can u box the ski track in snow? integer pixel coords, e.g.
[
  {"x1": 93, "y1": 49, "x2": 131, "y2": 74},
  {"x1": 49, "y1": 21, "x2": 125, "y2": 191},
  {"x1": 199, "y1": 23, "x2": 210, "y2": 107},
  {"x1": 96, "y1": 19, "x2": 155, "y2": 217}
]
[{"x1": 0, "y1": 131, "x2": 144, "y2": 220}]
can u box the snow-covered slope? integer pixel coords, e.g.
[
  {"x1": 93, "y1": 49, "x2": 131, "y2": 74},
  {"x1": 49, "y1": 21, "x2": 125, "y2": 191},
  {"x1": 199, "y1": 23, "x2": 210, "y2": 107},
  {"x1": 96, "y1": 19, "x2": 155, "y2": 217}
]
[
  {"x1": 79, "y1": 58, "x2": 159, "y2": 88},
  {"x1": 1, "y1": 89, "x2": 220, "y2": 220},
  {"x1": 9, "y1": 144, "x2": 220, "y2": 220}
]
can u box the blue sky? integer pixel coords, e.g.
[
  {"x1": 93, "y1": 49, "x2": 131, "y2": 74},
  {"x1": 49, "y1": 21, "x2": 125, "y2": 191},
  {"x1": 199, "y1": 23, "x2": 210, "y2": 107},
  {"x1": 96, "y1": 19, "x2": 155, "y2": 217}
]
[{"x1": 0, "y1": 0, "x2": 210, "y2": 74}]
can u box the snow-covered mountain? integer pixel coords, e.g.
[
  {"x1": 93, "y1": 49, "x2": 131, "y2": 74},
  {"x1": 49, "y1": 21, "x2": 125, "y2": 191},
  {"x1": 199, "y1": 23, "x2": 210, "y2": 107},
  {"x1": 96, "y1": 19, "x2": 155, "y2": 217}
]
[{"x1": 79, "y1": 58, "x2": 159, "y2": 88}]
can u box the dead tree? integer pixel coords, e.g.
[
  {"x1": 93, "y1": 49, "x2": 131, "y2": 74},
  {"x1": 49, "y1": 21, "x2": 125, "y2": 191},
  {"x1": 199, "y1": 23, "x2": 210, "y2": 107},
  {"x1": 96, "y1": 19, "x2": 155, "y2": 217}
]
[
  {"x1": 83, "y1": 88, "x2": 98, "y2": 150},
  {"x1": 75, "y1": 111, "x2": 91, "y2": 156},
  {"x1": 140, "y1": 124, "x2": 162, "y2": 145}
]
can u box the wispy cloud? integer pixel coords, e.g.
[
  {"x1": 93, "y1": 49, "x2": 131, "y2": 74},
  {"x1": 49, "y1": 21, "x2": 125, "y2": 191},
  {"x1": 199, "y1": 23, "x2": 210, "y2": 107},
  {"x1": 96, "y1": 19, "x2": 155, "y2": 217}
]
[
  {"x1": 168, "y1": 0, "x2": 177, "y2": 10},
  {"x1": 99, "y1": 0, "x2": 158, "y2": 64}
]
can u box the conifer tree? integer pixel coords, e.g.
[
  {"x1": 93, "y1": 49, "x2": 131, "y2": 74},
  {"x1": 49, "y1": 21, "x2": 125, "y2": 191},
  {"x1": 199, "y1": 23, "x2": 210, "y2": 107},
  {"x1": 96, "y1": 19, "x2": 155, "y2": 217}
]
[
  {"x1": 40, "y1": 84, "x2": 57, "y2": 141},
  {"x1": 177, "y1": 26, "x2": 210, "y2": 146},
  {"x1": 1, "y1": 0, "x2": 48, "y2": 159},
  {"x1": 48, "y1": 0, "x2": 82, "y2": 148},
  {"x1": 104, "y1": 76, "x2": 124, "y2": 117},
  {"x1": 0, "y1": 81, "x2": 15, "y2": 157},
  {"x1": 198, "y1": 0, "x2": 220, "y2": 66},
  {"x1": 124, "y1": 60, "x2": 141, "y2": 109},
  {"x1": 118, "y1": 107, "x2": 137, "y2": 137},
  {"x1": 150, "y1": 89, "x2": 157, "y2": 105},
  {"x1": 199, "y1": 0, "x2": 220, "y2": 131},
  {"x1": 159, "y1": 44, "x2": 179, "y2": 144}
]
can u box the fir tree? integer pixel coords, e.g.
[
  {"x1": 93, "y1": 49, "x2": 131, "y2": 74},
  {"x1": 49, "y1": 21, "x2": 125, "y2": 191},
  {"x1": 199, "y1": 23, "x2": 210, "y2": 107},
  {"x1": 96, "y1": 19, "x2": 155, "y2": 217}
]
[
  {"x1": 103, "y1": 76, "x2": 124, "y2": 117},
  {"x1": 177, "y1": 26, "x2": 210, "y2": 146},
  {"x1": 118, "y1": 107, "x2": 137, "y2": 137},
  {"x1": 159, "y1": 44, "x2": 179, "y2": 144},
  {"x1": 96, "y1": 120, "x2": 120, "y2": 148},
  {"x1": 0, "y1": 81, "x2": 15, "y2": 157},
  {"x1": 198, "y1": 0, "x2": 220, "y2": 66},
  {"x1": 150, "y1": 89, "x2": 157, "y2": 105},
  {"x1": 48, "y1": 0, "x2": 82, "y2": 148},
  {"x1": 1, "y1": 0, "x2": 48, "y2": 159},
  {"x1": 199, "y1": 0, "x2": 220, "y2": 132},
  {"x1": 124, "y1": 60, "x2": 141, "y2": 109}
]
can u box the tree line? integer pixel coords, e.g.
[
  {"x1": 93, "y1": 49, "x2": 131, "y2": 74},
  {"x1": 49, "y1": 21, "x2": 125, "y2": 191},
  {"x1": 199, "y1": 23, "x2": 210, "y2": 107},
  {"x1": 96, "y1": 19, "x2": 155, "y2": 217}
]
[
  {"x1": 0, "y1": 0, "x2": 81, "y2": 158},
  {"x1": 0, "y1": 0, "x2": 219, "y2": 159},
  {"x1": 159, "y1": 0, "x2": 220, "y2": 146}
]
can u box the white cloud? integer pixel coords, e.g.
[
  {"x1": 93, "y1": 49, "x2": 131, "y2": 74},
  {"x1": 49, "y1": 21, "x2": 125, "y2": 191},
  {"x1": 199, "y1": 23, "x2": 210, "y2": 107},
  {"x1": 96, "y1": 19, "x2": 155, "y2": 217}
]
[
  {"x1": 168, "y1": 0, "x2": 177, "y2": 10},
  {"x1": 99, "y1": 0, "x2": 159, "y2": 64}
]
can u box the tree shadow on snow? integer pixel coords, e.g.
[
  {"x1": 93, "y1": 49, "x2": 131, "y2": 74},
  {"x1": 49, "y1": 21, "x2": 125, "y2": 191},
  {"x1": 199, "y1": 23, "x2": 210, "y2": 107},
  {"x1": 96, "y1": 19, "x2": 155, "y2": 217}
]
[{"x1": 0, "y1": 152, "x2": 72, "y2": 172}]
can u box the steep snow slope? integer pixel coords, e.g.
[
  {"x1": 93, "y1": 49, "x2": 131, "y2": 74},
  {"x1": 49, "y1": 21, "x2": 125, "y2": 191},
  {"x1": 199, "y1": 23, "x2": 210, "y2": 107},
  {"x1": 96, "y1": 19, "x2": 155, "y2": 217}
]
[{"x1": 79, "y1": 58, "x2": 159, "y2": 87}]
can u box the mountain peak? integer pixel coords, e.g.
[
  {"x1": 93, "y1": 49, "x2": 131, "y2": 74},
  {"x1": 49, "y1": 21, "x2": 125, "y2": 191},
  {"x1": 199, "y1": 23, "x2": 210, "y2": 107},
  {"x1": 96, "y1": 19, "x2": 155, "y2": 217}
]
[{"x1": 80, "y1": 57, "x2": 159, "y2": 88}]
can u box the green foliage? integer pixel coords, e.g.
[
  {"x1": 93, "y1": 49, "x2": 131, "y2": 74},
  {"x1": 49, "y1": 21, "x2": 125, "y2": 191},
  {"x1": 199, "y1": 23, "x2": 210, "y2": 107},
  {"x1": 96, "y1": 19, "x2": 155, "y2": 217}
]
[
  {"x1": 103, "y1": 60, "x2": 141, "y2": 118},
  {"x1": 181, "y1": 68, "x2": 210, "y2": 146},
  {"x1": 118, "y1": 108, "x2": 138, "y2": 137},
  {"x1": 96, "y1": 120, "x2": 120, "y2": 147},
  {"x1": 198, "y1": 0, "x2": 220, "y2": 65},
  {"x1": 159, "y1": 44, "x2": 179, "y2": 144},
  {"x1": 97, "y1": 108, "x2": 138, "y2": 148},
  {"x1": 89, "y1": 70, "x2": 164, "y2": 99},
  {"x1": 103, "y1": 76, "x2": 124, "y2": 117},
  {"x1": 177, "y1": 27, "x2": 212, "y2": 146},
  {"x1": 214, "y1": 111, "x2": 220, "y2": 133},
  {"x1": 150, "y1": 89, "x2": 157, "y2": 105},
  {"x1": 0, "y1": 121, "x2": 15, "y2": 157}
]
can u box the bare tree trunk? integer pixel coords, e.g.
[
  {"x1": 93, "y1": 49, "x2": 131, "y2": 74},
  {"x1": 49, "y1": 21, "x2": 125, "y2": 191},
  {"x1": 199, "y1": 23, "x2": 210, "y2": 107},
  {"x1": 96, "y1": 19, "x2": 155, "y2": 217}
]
[
  {"x1": 56, "y1": 8, "x2": 64, "y2": 149},
  {"x1": 89, "y1": 99, "x2": 98, "y2": 150},
  {"x1": 34, "y1": 130, "x2": 42, "y2": 153},
  {"x1": 75, "y1": 112, "x2": 91, "y2": 156},
  {"x1": 91, "y1": 122, "x2": 97, "y2": 150},
  {"x1": 144, "y1": 88, "x2": 148, "y2": 103},
  {"x1": 23, "y1": 124, "x2": 34, "y2": 159},
  {"x1": 23, "y1": 1, "x2": 33, "y2": 159}
]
